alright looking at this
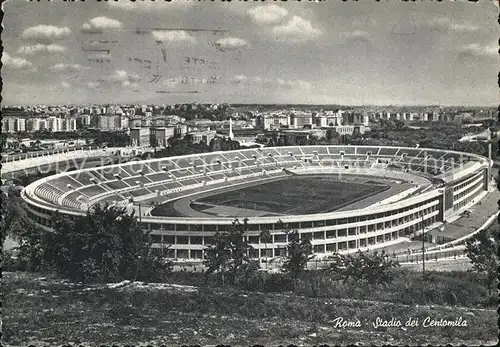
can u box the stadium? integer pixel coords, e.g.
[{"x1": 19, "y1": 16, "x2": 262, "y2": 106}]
[{"x1": 21, "y1": 145, "x2": 491, "y2": 262}]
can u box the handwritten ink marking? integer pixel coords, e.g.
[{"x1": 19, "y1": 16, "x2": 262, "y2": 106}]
[{"x1": 148, "y1": 75, "x2": 162, "y2": 84}]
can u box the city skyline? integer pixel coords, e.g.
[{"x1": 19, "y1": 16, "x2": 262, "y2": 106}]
[{"x1": 2, "y1": 1, "x2": 499, "y2": 106}]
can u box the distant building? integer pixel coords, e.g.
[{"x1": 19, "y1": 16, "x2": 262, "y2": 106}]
[
  {"x1": 333, "y1": 125, "x2": 366, "y2": 135},
  {"x1": 2, "y1": 107, "x2": 29, "y2": 118},
  {"x1": 120, "y1": 115, "x2": 129, "y2": 129},
  {"x1": 187, "y1": 130, "x2": 217, "y2": 145},
  {"x1": 47, "y1": 116, "x2": 63, "y2": 132},
  {"x1": 151, "y1": 127, "x2": 175, "y2": 147},
  {"x1": 2, "y1": 117, "x2": 26, "y2": 133},
  {"x1": 281, "y1": 130, "x2": 312, "y2": 143},
  {"x1": 313, "y1": 114, "x2": 328, "y2": 127},
  {"x1": 62, "y1": 118, "x2": 77, "y2": 132},
  {"x1": 96, "y1": 114, "x2": 129, "y2": 131},
  {"x1": 98, "y1": 114, "x2": 119, "y2": 131},
  {"x1": 130, "y1": 128, "x2": 151, "y2": 147},
  {"x1": 153, "y1": 117, "x2": 167, "y2": 127},
  {"x1": 78, "y1": 114, "x2": 92, "y2": 127},
  {"x1": 290, "y1": 114, "x2": 312, "y2": 129},
  {"x1": 175, "y1": 124, "x2": 188, "y2": 138},
  {"x1": 258, "y1": 114, "x2": 291, "y2": 130},
  {"x1": 26, "y1": 118, "x2": 42, "y2": 132},
  {"x1": 130, "y1": 117, "x2": 142, "y2": 128}
]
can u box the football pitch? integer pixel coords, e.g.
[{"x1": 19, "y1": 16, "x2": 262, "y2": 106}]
[{"x1": 193, "y1": 175, "x2": 390, "y2": 215}]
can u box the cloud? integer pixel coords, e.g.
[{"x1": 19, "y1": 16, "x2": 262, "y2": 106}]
[
  {"x1": 87, "y1": 70, "x2": 141, "y2": 90},
  {"x1": 341, "y1": 30, "x2": 372, "y2": 43},
  {"x1": 87, "y1": 81, "x2": 100, "y2": 89},
  {"x1": 108, "y1": 1, "x2": 193, "y2": 11},
  {"x1": 247, "y1": 5, "x2": 288, "y2": 25},
  {"x1": 17, "y1": 44, "x2": 66, "y2": 56},
  {"x1": 152, "y1": 30, "x2": 196, "y2": 44},
  {"x1": 272, "y1": 16, "x2": 321, "y2": 42},
  {"x1": 21, "y1": 25, "x2": 72, "y2": 43},
  {"x1": 50, "y1": 63, "x2": 85, "y2": 73},
  {"x1": 230, "y1": 75, "x2": 312, "y2": 90},
  {"x1": 295, "y1": 80, "x2": 313, "y2": 90},
  {"x1": 61, "y1": 81, "x2": 71, "y2": 89},
  {"x1": 121, "y1": 80, "x2": 140, "y2": 89},
  {"x1": 107, "y1": 70, "x2": 141, "y2": 88},
  {"x1": 428, "y1": 18, "x2": 479, "y2": 33},
  {"x1": 214, "y1": 37, "x2": 249, "y2": 51},
  {"x1": 81, "y1": 17, "x2": 123, "y2": 34},
  {"x1": 232, "y1": 75, "x2": 248, "y2": 83},
  {"x1": 457, "y1": 43, "x2": 498, "y2": 58},
  {"x1": 2, "y1": 53, "x2": 33, "y2": 70},
  {"x1": 108, "y1": 70, "x2": 139, "y2": 82}
]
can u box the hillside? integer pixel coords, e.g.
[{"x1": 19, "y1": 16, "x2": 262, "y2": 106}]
[{"x1": 2, "y1": 271, "x2": 497, "y2": 346}]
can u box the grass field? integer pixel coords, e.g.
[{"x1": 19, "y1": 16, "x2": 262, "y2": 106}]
[
  {"x1": 2, "y1": 271, "x2": 497, "y2": 346},
  {"x1": 195, "y1": 176, "x2": 389, "y2": 215}
]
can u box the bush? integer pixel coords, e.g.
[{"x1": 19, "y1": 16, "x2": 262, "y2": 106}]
[
  {"x1": 10, "y1": 203, "x2": 176, "y2": 284},
  {"x1": 234, "y1": 261, "x2": 266, "y2": 291},
  {"x1": 1, "y1": 251, "x2": 25, "y2": 272},
  {"x1": 384, "y1": 270, "x2": 493, "y2": 307},
  {"x1": 330, "y1": 250, "x2": 400, "y2": 285},
  {"x1": 263, "y1": 273, "x2": 294, "y2": 292}
]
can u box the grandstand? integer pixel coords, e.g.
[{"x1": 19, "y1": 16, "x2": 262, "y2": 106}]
[{"x1": 21, "y1": 145, "x2": 491, "y2": 261}]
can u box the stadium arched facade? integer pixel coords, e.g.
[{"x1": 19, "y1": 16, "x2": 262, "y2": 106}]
[{"x1": 21, "y1": 145, "x2": 491, "y2": 261}]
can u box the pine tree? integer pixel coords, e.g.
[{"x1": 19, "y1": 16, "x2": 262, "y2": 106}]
[
  {"x1": 465, "y1": 228, "x2": 499, "y2": 292},
  {"x1": 203, "y1": 218, "x2": 253, "y2": 285},
  {"x1": 282, "y1": 229, "x2": 314, "y2": 291},
  {"x1": 259, "y1": 229, "x2": 272, "y2": 269}
]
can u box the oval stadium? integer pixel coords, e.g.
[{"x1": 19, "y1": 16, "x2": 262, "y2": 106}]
[{"x1": 21, "y1": 145, "x2": 492, "y2": 262}]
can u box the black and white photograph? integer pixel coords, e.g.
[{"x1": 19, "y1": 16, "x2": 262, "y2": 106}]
[{"x1": 1, "y1": 0, "x2": 499, "y2": 345}]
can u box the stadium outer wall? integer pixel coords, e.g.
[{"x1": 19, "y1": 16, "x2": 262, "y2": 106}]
[{"x1": 20, "y1": 145, "x2": 491, "y2": 262}]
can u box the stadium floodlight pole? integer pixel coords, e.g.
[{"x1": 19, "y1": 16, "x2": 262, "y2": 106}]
[
  {"x1": 422, "y1": 212, "x2": 425, "y2": 278},
  {"x1": 138, "y1": 203, "x2": 142, "y2": 228},
  {"x1": 488, "y1": 140, "x2": 492, "y2": 188}
]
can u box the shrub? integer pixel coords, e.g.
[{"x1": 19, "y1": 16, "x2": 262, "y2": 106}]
[
  {"x1": 1, "y1": 251, "x2": 24, "y2": 272},
  {"x1": 11, "y1": 204, "x2": 173, "y2": 284},
  {"x1": 234, "y1": 261, "x2": 266, "y2": 291},
  {"x1": 264, "y1": 273, "x2": 294, "y2": 292},
  {"x1": 330, "y1": 250, "x2": 400, "y2": 285}
]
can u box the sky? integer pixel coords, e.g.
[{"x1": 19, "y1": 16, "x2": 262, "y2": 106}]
[{"x1": 1, "y1": 0, "x2": 498, "y2": 106}]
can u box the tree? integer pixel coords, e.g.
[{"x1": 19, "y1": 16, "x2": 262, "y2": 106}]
[
  {"x1": 203, "y1": 218, "x2": 254, "y2": 285},
  {"x1": 326, "y1": 129, "x2": 340, "y2": 144},
  {"x1": 282, "y1": 229, "x2": 314, "y2": 290},
  {"x1": 465, "y1": 228, "x2": 499, "y2": 292},
  {"x1": 203, "y1": 230, "x2": 232, "y2": 285},
  {"x1": 341, "y1": 134, "x2": 353, "y2": 145},
  {"x1": 1, "y1": 191, "x2": 47, "y2": 270},
  {"x1": 330, "y1": 250, "x2": 400, "y2": 285},
  {"x1": 259, "y1": 229, "x2": 272, "y2": 269},
  {"x1": 1, "y1": 191, "x2": 25, "y2": 244},
  {"x1": 309, "y1": 136, "x2": 319, "y2": 145},
  {"x1": 234, "y1": 260, "x2": 264, "y2": 291},
  {"x1": 209, "y1": 137, "x2": 222, "y2": 151},
  {"x1": 12, "y1": 203, "x2": 172, "y2": 283}
]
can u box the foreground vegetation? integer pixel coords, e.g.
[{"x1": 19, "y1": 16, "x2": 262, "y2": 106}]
[
  {"x1": 3, "y1": 168, "x2": 499, "y2": 345},
  {"x1": 2, "y1": 270, "x2": 497, "y2": 346}
]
